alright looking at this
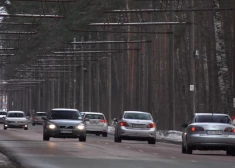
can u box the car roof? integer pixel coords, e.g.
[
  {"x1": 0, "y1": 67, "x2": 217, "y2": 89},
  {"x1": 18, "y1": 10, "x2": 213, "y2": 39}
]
[
  {"x1": 82, "y1": 112, "x2": 104, "y2": 115},
  {"x1": 36, "y1": 112, "x2": 47, "y2": 113},
  {"x1": 195, "y1": 113, "x2": 229, "y2": 116},
  {"x1": 124, "y1": 111, "x2": 150, "y2": 114},
  {"x1": 8, "y1": 111, "x2": 24, "y2": 113},
  {"x1": 51, "y1": 108, "x2": 79, "y2": 111}
]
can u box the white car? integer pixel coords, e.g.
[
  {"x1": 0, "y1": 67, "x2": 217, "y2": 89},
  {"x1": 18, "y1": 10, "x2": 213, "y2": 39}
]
[
  {"x1": 83, "y1": 112, "x2": 108, "y2": 137},
  {"x1": 0, "y1": 111, "x2": 7, "y2": 123},
  {"x1": 32, "y1": 112, "x2": 47, "y2": 126},
  {"x1": 4, "y1": 111, "x2": 28, "y2": 130}
]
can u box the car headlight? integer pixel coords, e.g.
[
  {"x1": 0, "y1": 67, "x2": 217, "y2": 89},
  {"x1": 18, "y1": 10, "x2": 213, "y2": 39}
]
[
  {"x1": 48, "y1": 124, "x2": 56, "y2": 129},
  {"x1": 76, "y1": 124, "x2": 85, "y2": 130}
]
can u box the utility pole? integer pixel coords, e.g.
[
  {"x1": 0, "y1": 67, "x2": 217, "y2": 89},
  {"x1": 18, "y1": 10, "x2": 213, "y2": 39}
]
[
  {"x1": 73, "y1": 37, "x2": 77, "y2": 109},
  {"x1": 80, "y1": 37, "x2": 84, "y2": 111},
  {"x1": 88, "y1": 34, "x2": 92, "y2": 111},
  {"x1": 233, "y1": 2, "x2": 235, "y2": 115},
  {"x1": 189, "y1": 0, "x2": 196, "y2": 114}
]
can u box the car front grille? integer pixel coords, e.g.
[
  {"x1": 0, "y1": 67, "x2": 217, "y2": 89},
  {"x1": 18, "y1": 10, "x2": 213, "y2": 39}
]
[{"x1": 59, "y1": 126, "x2": 74, "y2": 129}]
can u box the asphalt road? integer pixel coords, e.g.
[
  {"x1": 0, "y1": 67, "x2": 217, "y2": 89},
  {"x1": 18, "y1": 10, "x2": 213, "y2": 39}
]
[{"x1": 0, "y1": 125, "x2": 234, "y2": 168}]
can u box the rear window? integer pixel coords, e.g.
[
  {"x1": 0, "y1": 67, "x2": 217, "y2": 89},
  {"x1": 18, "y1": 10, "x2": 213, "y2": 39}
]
[
  {"x1": 124, "y1": 113, "x2": 152, "y2": 120},
  {"x1": 85, "y1": 114, "x2": 104, "y2": 120},
  {"x1": 195, "y1": 115, "x2": 231, "y2": 123},
  {"x1": 0, "y1": 112, "x2": 6, "y2": 115},
  {"x1": 36, "y1": 113, "x2": 47, "y2": 116}
]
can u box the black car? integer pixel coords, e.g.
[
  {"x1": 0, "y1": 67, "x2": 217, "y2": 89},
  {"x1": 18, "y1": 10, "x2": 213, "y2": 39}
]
[{"x1": 43, "y1": 108, "x2": 86, "y2": 142}]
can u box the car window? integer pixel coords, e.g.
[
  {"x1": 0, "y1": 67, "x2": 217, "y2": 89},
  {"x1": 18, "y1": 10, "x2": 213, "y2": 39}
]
[
  {"x1": 49, "y1": 111, "x2": 82, "y2": 120},
  {"x1": 123, "y1": 113, "x2": 152, "y2": 120},
  {"x1": 85, "y1": 114, "x2": 104, "y2": 120},
  {"x1": 0, "y1": 112, "x2": 6, "y2": 115},
  {"x1": 36, "y1": 113, "x2": 47, "y2": 116},
  {"x1": 195, "y1": 115, "x2": 231, "y2": 123},
  {"x1": 7, "y1": 113, "x2": 25, "y2": 118}
]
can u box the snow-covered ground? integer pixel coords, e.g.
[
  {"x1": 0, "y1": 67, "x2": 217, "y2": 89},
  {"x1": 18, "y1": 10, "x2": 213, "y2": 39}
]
[{"x1": 108, "y1": 126, "x2": 182, "y2": 142}]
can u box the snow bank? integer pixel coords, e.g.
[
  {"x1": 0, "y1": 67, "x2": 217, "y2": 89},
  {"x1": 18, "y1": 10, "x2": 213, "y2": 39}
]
[{"x1": 108, "y1": 126, "x2": 182, "y2": 142}]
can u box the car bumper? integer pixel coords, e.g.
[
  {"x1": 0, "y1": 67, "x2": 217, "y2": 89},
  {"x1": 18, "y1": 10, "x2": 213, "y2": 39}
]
[
  {"x1": 86, "y1": 126, "x2": 108, "y2": 133},
  {"x1": 187, "y1": 134, "x2": 235, "y2": 148},
  {"x1": 119, "y1": 126, "x2": 156, "y2": 139},
  {"x1": 5, "y1": 123, "x2": 28, "y2": 128},
  {"x1": 44, "y1": 129, "x2": 86, "y2": 138}
]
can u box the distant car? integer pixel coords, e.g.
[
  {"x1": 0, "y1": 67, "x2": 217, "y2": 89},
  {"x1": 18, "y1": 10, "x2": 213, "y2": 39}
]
[
  {"x1": 42, "y1": 108, "x2": 86, "y2": 142},
  {"x1": 0, "y1": 111, "x2": 7, "y2": 123},
  {"x1": 113, "y1": 111, "x2": 157, "y2": 144},
  {"x1": 32, "y1": 112, "x2": 47, "y2": 126},
  {"x1": 4, "y1": 111, "x2": 28, "y2": 130},
  {"x1": 181, "y1": 113, "x2": 235, "y2": 156},
  {"x1": 83, "y1": 112, "x2": 108, "y2": 137}
]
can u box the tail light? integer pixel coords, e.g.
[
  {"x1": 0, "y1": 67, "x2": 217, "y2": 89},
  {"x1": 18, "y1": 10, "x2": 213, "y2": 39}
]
[
  {"x1": 100, "y1": 119, "x2": 107, "y2": 123},
  {"x1": 224, "y1": 127, "x2": 235, "y2": 133},
  {"x1": 191, "y1": 126, "x2": 204, "y2": 132},
  {"x1": 120, "y1": 122, "x2": 129, "y2": 127},
  {"x1": 147, "y1": 123, "x2": 156, "y2": 128},
  {"x1": 34, "y1": 117, "x2": 37, "y2": 121}
]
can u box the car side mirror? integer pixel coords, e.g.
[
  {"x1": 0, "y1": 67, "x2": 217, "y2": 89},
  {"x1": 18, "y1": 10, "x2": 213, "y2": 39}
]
[
  {"x1": 84, "y1": 118, "x2": 89, "y2": 121},
  {"x1": 113, "y1": 118, "x2": 118, "y2": 122},
  {"x1": 181, "y1": 123, "x2": 188, "y2": 128}
]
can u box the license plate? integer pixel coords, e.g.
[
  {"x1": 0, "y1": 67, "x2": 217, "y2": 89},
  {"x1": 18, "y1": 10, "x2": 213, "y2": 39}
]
[
  {"x1": 132, "y1": 124, "x2": 145, "y2": 128},
  {"x1": 90, "y1": 120, "x2": 98, "y2": 124},
  {"x1": 207, "y1": 130, "x2": 222, "y2": 135},
  {"x1": 60, "y1": 130, "x2": 72, "y2": 134}
]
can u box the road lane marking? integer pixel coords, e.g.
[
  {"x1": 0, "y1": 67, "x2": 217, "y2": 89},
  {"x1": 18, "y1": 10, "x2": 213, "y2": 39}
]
[
  {"x1": 105, "y1": 142, "x2": 109, "y2": 145},
  {"x1": 126, "y1": 147, "x2": 130, "y2": 149},
  {"x1": 153, "y1": 153, "x2": 158, "y2": 155},
  {"x1": 191, "y1": 160, "x2": 197, "y2": 162},
  {"x1": 170, "y1": 156, "x2": 176, "y2": 159},
  {"x1": 138, "y1": 150, "x2": 143, "y2": 152}
]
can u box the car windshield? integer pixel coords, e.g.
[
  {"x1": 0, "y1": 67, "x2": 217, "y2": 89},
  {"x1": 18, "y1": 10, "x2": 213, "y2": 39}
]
[
  {"x1": 0, "y1": 112, "x2": 6, "y2": 115},
  {"x1": 124, "y1": 113, "x2": 152, "y2": 120},
  {"x1": 7, "y1": 113, "x2": 25, "y2": 118},
  {"x1": 85, "y1": 114, "x2": 104, "y2": 119},
  {"x1": 195, "y1": 115, "x2": 231, "y2": 123},
  {"x1": 36, "y1": 113, "x2": 47, "y2": 116},
  {"x1": 49, "y1": 111, "x2": 82, "y2": 120}
]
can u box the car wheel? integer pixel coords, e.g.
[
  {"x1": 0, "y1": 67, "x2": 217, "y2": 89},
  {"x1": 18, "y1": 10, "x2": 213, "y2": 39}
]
[
  {"x1": 43, "y1": 133, "x2": 50, "y2": 141},
  {"x1": 227, "y1": 149, "x2": 235, "y2": 156},
  {"x1": 79, "y1": 136, "x2": 86, "y2": 142},
  {"x1": 24, "y1": 127, "x2": 28, "y2": 130},
  {"x1": 182, "y1": 141, "x2": 186, "y2": 154},
  {"x1": 186, "y1": 143, "x2": 193, "y2": 154},
  {"x1": 148, "y1": 138, "x2": 156, "y2": 144},
  {"x1": 102, "y1": 132, "x2": 108, "y2": 137},
  {"x1": 32, "y1": 123, "x2": 35, "y2": 126},
  {"x1": 3, "y1": 126, "x2": 7, "y2": 130}
]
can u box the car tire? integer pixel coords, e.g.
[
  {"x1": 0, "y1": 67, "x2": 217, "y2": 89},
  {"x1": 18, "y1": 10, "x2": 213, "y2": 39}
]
[
  {"x1": 114, "y1": 131, "x2": 122, "y2": 143},
  {"x1": 79, "y1": 136, "x2": 86, "y2": 142},
  {"x1": 32, "y1": 123, "x2": 35, "y2": 126},
  {"x1": 182, "y1": 141, "x2": 186, "y2": 154},
  {"x1": 102, "y1": 132, "x2": 108, "y2": 137},
  {"x1": 227, "y1": 149, "x2": 235, "y2": 156},
  {"x1": 186, "y1": 143, "x2": 193, "y2": 154},
  {"x1": 24, "y1": 127, "x2": 28, "y2": 130},
  {"x1": 3, "y1": 126, "x2": 7, "y2": 130},
  {"x1": 43, "y1": 133, "x2": 50, "y2": 141},
  {"x1": 148, "y1": 138, "x2": 156, "y2": 144}
]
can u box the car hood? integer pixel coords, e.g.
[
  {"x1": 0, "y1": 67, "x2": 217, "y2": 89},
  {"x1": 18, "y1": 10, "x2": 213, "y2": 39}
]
[
  {"x1": 6, "y1": 118, "x2": 27, "y2": 121},
  {"x1": 49, "y1": 119, "x2": 83, "y2": 126}
]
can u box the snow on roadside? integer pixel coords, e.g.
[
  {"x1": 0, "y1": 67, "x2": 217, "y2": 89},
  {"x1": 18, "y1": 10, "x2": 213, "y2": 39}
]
[{"x1": 108, "y1": 126, "x2": 182, "y2": 142}]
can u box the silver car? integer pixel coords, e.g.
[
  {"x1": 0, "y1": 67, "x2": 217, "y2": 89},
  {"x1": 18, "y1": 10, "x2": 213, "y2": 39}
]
[
  {"x1": 182, "y1": 113, "x2": 235, "y2": 156},
  {"x1": 43, "y1": 108, "x2": 86, "y2": 142},
  {"x1": 83, "y1": 112, "x2": 108, "y2": 137},
  {"x1": 114, "y1": 111, "x2": 157, "y2": 144},
  {"x1": 4, "y1": 111, "x2": 28, "y2": 130},
  {"x1": 32, "y1": 112, "x2": 47, "y2": 126},
  {"x1": 0, "y1": 111, "x2": 7, "y2": 123}
]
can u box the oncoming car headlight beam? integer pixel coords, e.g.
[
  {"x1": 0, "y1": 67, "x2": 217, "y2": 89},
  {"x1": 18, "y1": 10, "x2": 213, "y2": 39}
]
[
  {"x1": 48, "y1": 124, "x2": 56, "y2": 129},
  {"x1": 77, "y1": 124, "x2": 85, "y2": 130}
]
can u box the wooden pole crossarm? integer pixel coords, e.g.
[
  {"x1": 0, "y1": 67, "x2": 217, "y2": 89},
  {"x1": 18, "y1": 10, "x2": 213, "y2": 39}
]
[
  {"x1": 0, "y1": 31, "x2": 38, "y2": 34},
  {"x1": 11, "y1": 0, "x2": 75, "y2": 2},
  {"x1": 70, "y1": 40, "x2": 151, "y2": 44}
]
